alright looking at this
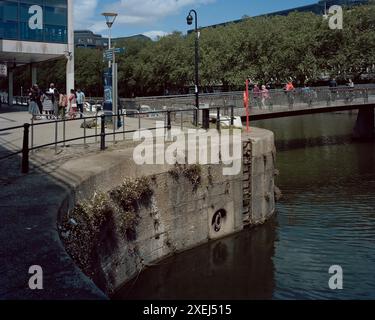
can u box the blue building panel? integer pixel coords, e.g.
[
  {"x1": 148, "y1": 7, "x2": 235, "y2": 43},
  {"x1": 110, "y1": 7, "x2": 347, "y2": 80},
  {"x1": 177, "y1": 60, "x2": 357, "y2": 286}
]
[{"x1": 0, "y1": 0, "x2": 68, "y2": 43}]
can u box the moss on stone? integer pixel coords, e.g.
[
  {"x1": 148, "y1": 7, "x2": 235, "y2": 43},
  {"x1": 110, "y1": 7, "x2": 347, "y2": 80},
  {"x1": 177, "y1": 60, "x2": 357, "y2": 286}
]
[{"x1": 60, "y1": 177, "x2": 153, "y2": 280}]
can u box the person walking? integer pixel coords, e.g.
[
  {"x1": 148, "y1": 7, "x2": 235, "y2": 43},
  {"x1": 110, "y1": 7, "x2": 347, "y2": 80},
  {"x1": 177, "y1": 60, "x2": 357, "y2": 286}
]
[
  {"x1": 346, "y1": 79, "x2": 355, "y2": 103},
  {"x1": 329, "y1": 77, "x2": 338, "y2": 103},
  {"x1": 76, "y1": 88, "x2": 85, "y2": 119},
  {"x1": 32, "y1": 84, "x2": 43, "y2": 114},
  {"x1": 284, "y1": 80, "x2": 295, "y2": 109},
  {"x1": 58, "y1": 91, "x2": 68, "y2": 119},
  {"x1": 253, "y1": 84, "x2": 261, "y2": 109},
  {"x1": 28, "y1": 85, "x2": 41, "y2": 120},
  {"x1": 47, "y1": 83, "x2": 59, "y2": 118},
  {"x1": 68, "y1": 89, "x2": 77, "y2": 119},
  {"x1": 261, "y1": 85, "x2": 270, "y2": 110}
]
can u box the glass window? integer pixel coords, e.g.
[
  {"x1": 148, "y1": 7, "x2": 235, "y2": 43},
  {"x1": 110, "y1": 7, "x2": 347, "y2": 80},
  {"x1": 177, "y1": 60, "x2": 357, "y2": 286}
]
[
  {"x1": 1, "y1": 1, "x2": 18, "y2": 21},
  {"x1": 44, "y1": 24, "x2": 67, "y2": 43},
  {"x1": 1, "y1": 21, "x2": 18, "y2": 39},
  {"x1": 44, "y1": 6, "x2": 67, "y2": 25},
  {"x1": 20, "y1": 21, "x2": 43, "y2": 41}
]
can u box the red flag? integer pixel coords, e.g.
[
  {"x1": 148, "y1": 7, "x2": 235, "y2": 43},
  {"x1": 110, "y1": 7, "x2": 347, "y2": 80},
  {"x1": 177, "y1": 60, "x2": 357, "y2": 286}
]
[{"x1": 243, "y1": 79, "x2": 250, "y2": 132}]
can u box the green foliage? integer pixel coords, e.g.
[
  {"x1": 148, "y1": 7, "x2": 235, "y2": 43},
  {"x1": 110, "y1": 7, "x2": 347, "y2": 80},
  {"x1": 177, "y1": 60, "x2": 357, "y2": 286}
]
[
  {"x1": 60, "y1": 177, "x2": 153, "y2": 279},
  {"x1": 9, "y1": 4, "x2": 375, "y2": 96}
]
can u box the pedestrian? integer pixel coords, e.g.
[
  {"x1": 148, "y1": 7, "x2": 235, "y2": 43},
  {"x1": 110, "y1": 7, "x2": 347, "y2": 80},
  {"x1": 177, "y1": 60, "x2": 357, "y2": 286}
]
[
  {"x1": 68, "y1": 89, "x2": 77, "y2": 119},
  {"x1": 28, "y1": 85, "x2": 41, "y2": 120},
  {"x1": 47, "y1": 83, "x2": 60, "y2": 118},
  {"x1": 302, "y1": 83, "x2": 314, "y2": 107},
  {"x1": 253, "y1": 84, "x2": 261, "y2": 109},
  {"x1": 58, "y1": 91, "x2": 68, "y2": 119},
  {"x1": 284, "y1": 80, "x2": 295, "y2": 108},
  {"x1": 346, "y1": 79, "x2": 355, "y2": 103},
  {"x1": 261, "y1": 85, "x2": 270, "y2": 109},
  {"x1": 329, "y1": 77, "x2": 338, "y2": 102},
  {"x1": 32, "y1": 84, "x2": 43, "y2": 114},
  {"x1": 42, "y1": 92, "x2": 54, "y2": 119},
  {"x1": 76, "y1": 88, "x2": 85, "y2": 118}
]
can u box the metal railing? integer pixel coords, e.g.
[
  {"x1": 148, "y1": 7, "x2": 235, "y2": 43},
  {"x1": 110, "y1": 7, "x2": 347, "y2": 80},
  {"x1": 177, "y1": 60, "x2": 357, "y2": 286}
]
[{"x1": 0, "y1": 106, "x2": 241, "y2": 174}]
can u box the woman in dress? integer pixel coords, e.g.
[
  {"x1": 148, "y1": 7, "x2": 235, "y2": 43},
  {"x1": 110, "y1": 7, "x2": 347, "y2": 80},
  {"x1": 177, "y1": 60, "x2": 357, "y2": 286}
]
[
  {"x1": 28, "y1": 85, "x2": 41, "y2": 120},
  {"x1": 68, "y1": 89, "x2": 77, "y2": 119}
]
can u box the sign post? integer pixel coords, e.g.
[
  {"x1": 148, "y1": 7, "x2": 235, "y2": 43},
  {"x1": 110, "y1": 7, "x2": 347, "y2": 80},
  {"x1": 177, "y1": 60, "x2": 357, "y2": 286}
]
[{"x1": 103, "y1": 48, "x2": 125, "y2": 129}]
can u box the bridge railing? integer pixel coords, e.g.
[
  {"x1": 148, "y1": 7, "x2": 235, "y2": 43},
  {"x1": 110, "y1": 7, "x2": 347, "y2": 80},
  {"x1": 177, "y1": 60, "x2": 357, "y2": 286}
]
[{"x1": 129, "y1": 86, "x2": 375, "y2": 114}]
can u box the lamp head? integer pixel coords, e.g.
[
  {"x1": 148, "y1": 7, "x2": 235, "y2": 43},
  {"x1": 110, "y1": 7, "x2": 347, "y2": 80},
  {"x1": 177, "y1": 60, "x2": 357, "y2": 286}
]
[
  {"x1": 102, "y1": 12, "x2": 118, "y2": 28},
  {"x1": 186, "y1": 14, "x2": 193, "y2": 25}
]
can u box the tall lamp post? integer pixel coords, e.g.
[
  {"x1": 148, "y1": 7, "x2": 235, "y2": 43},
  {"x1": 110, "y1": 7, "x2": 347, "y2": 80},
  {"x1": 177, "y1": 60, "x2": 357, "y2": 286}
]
[
  {"x1": 187, "y1": 9, "x2": 205, "y2": 128},
  {"x1": 102, "y1": 12, "x2": 119, "y2": 127},
  {"x1": 102, "y1": 12, "x2": 118, "y2": 68}
]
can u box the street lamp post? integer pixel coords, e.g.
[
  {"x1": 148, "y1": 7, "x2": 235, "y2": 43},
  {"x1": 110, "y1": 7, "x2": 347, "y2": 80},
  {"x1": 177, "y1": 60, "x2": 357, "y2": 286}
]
[
  {"x1": 102, "y1": 12, "x2": 118, "y2": 68},
  {"x1": 102, "y1": 12, "x2": 119, "y2": 128},
  {"x1": 187, "y1": 9, "x2": 205, "y2": 128}
]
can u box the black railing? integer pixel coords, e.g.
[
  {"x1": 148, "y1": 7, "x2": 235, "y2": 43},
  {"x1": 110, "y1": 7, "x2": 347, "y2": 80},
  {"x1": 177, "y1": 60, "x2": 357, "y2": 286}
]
[{"x1": 0, "y1": 106, "x2": 240, "y2": 174}]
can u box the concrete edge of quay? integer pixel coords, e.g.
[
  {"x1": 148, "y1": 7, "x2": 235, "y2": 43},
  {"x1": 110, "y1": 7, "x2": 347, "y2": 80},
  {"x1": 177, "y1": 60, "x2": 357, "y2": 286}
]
[{"x1": 0, "y1": 126, "x2": 276, "y2": 300}]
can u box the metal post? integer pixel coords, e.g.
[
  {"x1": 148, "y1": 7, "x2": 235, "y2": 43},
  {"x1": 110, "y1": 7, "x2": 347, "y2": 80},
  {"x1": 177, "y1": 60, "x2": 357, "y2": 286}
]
[
  {"x1": 31, "y1": 117, "x2": 34, "y2": 152},
  {"x1": 55, "y1": 120, "x2": 58, "y2": 154},
  {"x1": 167, "y1": 111, "x2": 171, "y2": 130},
  {"x1": 63, "y1": 118, "x2": 66, "y2": 147},
  {"x1": 100, "y1": 114, "x2": 106, "y2": 150},
  {"x1": 217, "y1": 107, "x2": 221, "y2": 131},
  {"x1": 122, "y1": 113, "x2": 125, "y2": 141},
  {"x1": 95, "y1": 115, "x2": 98, "y2": 143},
  {"x1": 22, "y1": 123, "x2": 30, "y2": 174},
  {"x1": 231, "y1": 105, "x2": 234, "y2": 126},
  {"x1": 113, "y1": 114, "x2": 116, "y2": 144},
  {"x1": 84, "y1": 118, "x2": 87, "y2": 145}
]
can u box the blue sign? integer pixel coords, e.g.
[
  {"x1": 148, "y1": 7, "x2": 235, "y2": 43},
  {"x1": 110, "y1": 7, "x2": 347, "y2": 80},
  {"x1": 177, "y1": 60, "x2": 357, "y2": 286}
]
[
  {"x1": 103, "y1": 68, "x2": 112, "y2": 112},
  {"x1": 114, "y1": 47, "x2": 125, "y2": 54}
]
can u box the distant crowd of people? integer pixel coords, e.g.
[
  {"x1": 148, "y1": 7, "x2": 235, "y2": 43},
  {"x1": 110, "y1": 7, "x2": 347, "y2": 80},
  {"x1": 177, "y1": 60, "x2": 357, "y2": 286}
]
[
  {"x1": 249, "y1": 77, "x2": 357, "y2": 109},
  {"x1": 28, "y1": 83, "x2": 85, "y2": 120}
]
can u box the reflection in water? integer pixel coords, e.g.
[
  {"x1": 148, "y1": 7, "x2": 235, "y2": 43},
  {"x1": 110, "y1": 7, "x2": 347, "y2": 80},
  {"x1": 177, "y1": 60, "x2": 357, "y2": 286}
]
[
  {"x1": 115, "y1": 113, "x2": 375, "y2": 300},
  {"x1": 114, "y1": 219, "x2": 277, "y2": 300}
]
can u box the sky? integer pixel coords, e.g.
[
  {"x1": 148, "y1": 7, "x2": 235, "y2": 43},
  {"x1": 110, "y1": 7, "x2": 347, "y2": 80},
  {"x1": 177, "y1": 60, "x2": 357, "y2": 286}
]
[{"x1": 74, "y1": 0, "x2": 318, "y2": 40}]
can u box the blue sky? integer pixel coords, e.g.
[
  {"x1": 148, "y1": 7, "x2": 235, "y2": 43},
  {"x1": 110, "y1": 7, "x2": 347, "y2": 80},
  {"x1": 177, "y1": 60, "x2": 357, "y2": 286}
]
[{"x1": 74, "y1": 0, "x2": 318, "y2": 39}]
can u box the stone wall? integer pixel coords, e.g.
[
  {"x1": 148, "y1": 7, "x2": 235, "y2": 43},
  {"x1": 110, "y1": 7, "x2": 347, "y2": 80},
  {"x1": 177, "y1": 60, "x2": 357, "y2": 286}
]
[{"x1": 59, "y1": 127, "x2": 276, "y2": 297}]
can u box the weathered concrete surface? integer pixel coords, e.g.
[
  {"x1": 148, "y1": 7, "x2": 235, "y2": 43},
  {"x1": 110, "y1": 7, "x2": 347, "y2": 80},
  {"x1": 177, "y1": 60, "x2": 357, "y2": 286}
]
[
  {"x1": 249, "y1": 128, "x2": 277, "y2": 224},
  {"x1": 0, "y1": 127, "x2": 275, "y2": 299}
]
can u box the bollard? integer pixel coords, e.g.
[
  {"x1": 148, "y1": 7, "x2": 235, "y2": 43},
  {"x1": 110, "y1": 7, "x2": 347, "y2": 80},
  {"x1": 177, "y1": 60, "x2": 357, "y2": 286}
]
[
  {"x1": 167, "y1": 111, "x2": 171, "y2": 130},
  {"x1": 230, "y1": 105, "x2": 234, "y2": 126},
  {"x1": 100, "y1": 114, "x2": 105, "y2": 150},
  {"x1": 22, "y1": 123, "x2": 30, "y2": 174}
]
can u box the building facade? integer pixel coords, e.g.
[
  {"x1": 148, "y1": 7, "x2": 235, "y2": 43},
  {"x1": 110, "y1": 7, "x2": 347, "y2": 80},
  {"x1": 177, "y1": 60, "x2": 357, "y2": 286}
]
[
  {"x1": 74, "y1": 30, "x2": 150, "y2": 49},
  {"x1": 0, "y1": 0, "x2": 74, "y2": 104},
  {"x1": 74, "y1": 30, "x2": 107, "y2": 49}
]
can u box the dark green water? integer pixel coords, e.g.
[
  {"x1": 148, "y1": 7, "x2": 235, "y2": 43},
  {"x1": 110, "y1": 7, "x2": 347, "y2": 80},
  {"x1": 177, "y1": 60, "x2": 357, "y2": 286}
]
[{"x1": 115, "y1": 113, "x2": 375, "y2": 300}]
